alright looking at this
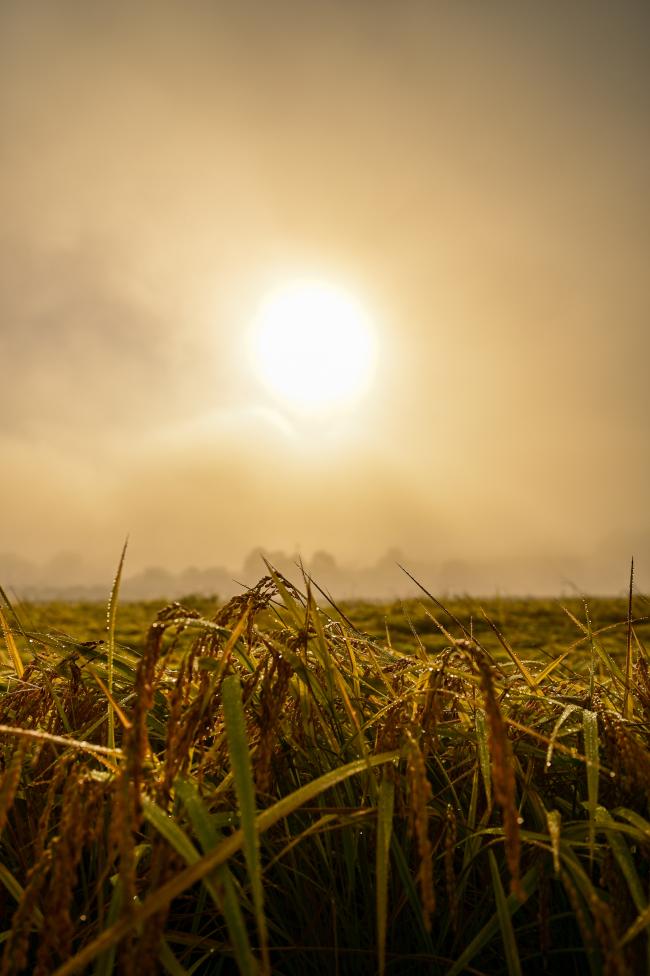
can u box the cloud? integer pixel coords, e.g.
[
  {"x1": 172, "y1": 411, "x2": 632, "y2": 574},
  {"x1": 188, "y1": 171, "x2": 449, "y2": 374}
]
[{"x1": 0, "y1": 236, "x2": 204, "y2": 443}]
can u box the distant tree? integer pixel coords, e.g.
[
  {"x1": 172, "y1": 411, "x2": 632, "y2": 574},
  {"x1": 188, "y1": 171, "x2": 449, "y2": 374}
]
[
  {"x1": 123, "y1": 566, "x2": 174, "y2": 600},
  {"x1": 375, "y1": 547, "x2": 406, "y2": 569},
  {"x1": 44, "y1": 550, "x2": 86, "y2": 586},
  {"x1": 242, "y1": 548, "x2": 298, "y2": 584},
  {"x1": 0, "y1": 552, "x2": 38, "y2": 585},
  {"x1": 242, "y1": 547, "x2": 267, "y2": 580},
  {"x1": 310, "y1": 550, "x2": 339, "y2": 577}
]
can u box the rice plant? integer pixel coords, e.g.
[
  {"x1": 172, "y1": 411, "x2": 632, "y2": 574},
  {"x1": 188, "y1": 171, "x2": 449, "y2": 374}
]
[{"x1": 0, "y1": 567, "x2": 649, "y2": 975}]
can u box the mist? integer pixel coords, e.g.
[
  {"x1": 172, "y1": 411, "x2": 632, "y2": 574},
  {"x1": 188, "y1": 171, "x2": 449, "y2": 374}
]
[{"x1": 1, "y1": 1, "x2": 649, "y2": 595}]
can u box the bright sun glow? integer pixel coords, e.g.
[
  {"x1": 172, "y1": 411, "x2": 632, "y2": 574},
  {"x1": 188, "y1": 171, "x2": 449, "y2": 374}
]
[{"x1": 251, "y1": 281, "x2": 376, "y2": 411}]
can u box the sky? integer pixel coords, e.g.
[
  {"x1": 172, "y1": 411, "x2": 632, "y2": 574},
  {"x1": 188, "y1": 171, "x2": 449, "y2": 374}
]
[{"x1": 1, "y1": 1, "x2": 649, "y2": 595}]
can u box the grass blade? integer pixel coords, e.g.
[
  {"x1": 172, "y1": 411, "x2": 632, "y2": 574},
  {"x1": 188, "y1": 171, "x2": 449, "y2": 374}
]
[
  {"x1": 173, "y1": 777, "x2": 220, "y2": 851},
  {"x1": 143, "y1": 797, "x2": 205, "y2": 868},
  {"x1": 175, "y1": 777, "x2": 258, "y2": 976},
  {"x1": 533, "y1": 649, "x2": 571, "y2": 686},
  {"x1": 595, "y1": 807, "x2": 646, "y2": 912},
  {"x1": 0, "y1": 863, "x2": 44, "y2": 927},
  {"x1": 488, "y1": 849, "x2": 522, "y2": 976},
  {"x1": 585, "y1": 601, "x2": 596, "y2": 707},
  {"x1": 614, "y1": 808, "x2": 650, "y2": 839},
  {"x1": 222, "y1": 674, "x2": 270, "y2": 976},
  {"x1": 582, "y1": 709, "x2": 599, "y2": 869},
  {"x1": 145, "y1": 793, "x2": 258, "y2": 976},
  {"x1": 621, "y1": 903, "x2": 650, "y2": 947},
  {"x1": 92, "y1": 877, "x2": 123, "y2": 976},
  {"x1": 106, "y1": 538, "x2": 128, "y2": 751},
  {"x1": 475, "y1": 708, "x2": 491, "y2": 805},
  {"x1": 376, "y1": 772, "x2": 395, "y2": 976},
  {"x1": 623, "y1": 557, "x2": 634, "y2": 719},
  {"x1": 546, "y1": 703, "x2": 579, "y2": 768},
  {"x1": 158, "y1": 940, "x2": 189, "y2": 976},
  {"x1": 562, "y1": 604, "x2": 625, "y2": 684},
  {"x1": 546, "y1": 809, "x2": 562, "y2": 876},
  {"x1": 480, "y1": 609, "x2": 537, "y2": 691},
  {"x1": 445, "y1": 866, "x2": 537, "y2": 976}
]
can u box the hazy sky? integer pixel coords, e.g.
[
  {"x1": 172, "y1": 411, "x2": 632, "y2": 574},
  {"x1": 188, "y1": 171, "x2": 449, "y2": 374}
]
[{"x1": 1, "y1": 1, "x2": 649, "y2": 591}]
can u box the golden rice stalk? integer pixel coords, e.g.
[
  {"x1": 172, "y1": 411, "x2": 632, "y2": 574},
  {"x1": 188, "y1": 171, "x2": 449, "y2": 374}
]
[
  {"x1": 623, "y1": 558, "x2": 634, "y2": 721},
  {"x1": 0, "y1": 850, "x2": 53, "y2": 976},
  {"x1": 0, "y1": 607, "x2": 23, "y2": 678},
  {"x1": 0, "y1": 724, "x2": 122, "y2": 760},
  {"x1": 0, "y1": 741, "x2": 26, "y2": 837},
  {"x1": 477, "y1": 658, "x2": 522, "y2": 899},
  {"x1": 404, "y1": 728, "x2": 435, "y2": 929},
  {"x1": 444, "y1": 804, "x2": 458, "y2": 931}
]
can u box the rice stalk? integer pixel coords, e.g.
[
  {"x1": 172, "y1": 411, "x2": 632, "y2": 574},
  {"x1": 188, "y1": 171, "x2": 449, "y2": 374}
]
[
  {"x1": 0, "y1": 723, "x2": 121, "y2": 759},
  {"x1": 0, "y1": 740, "x2": 26, "y2": 836},
  {"x1": 583, "y1": 709, "x2": 600, "y2": 870},
  {"x1": 375, "y1": 771, "x2": 395, "y2": 976},
  {"x1": 623, "y1": 558, "x2": 634, "y2": 720},
  {"x1": 0, "y1": 607, "x2": 23, "y2": 679},
  {"x1": 476, "y1": 657, "x2": 522, "y2": 899},
  {"x1": 403, "y1": 728, "x2": 435, "y2": 929},
  {"x1": 106, "y1": 539, "x2": 128, "y2": 752}
]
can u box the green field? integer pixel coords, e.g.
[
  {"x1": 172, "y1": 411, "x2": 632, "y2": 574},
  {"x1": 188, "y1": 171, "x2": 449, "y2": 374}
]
[
  {"x1": 18, "y1": 592, "x2": 650, "y2": 661},
  {"x1": 1, "y1": 575, "x2": 649, "y2": 974}
]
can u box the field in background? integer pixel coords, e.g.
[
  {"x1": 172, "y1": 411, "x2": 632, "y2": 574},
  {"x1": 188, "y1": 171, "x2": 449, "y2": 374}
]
[
  {"x1": 19, "y1": 593, "x2": 650, "y2": 660},
  {"x1": 1, "y1": 574, "x2": 649, "y2": 974}
]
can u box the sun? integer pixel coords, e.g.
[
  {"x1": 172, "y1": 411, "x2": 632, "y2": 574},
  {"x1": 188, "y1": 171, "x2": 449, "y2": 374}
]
[{"x1": 250, "y1": 280, "x2": 376, "y2": 411}]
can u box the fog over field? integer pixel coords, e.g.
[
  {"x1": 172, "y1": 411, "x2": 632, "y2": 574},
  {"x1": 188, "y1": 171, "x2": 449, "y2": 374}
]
[
  {"x1": 1, "y1": 1, "x2": 649, "y2": 595},
  {"x1": 0, "y1": 542, "x2": 646, "y2": 602}
]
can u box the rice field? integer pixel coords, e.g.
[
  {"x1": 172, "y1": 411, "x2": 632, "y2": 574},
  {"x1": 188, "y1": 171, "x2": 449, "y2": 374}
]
[{"x1": 0, "y1": 564, "x2": 649, "y2": 975}]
